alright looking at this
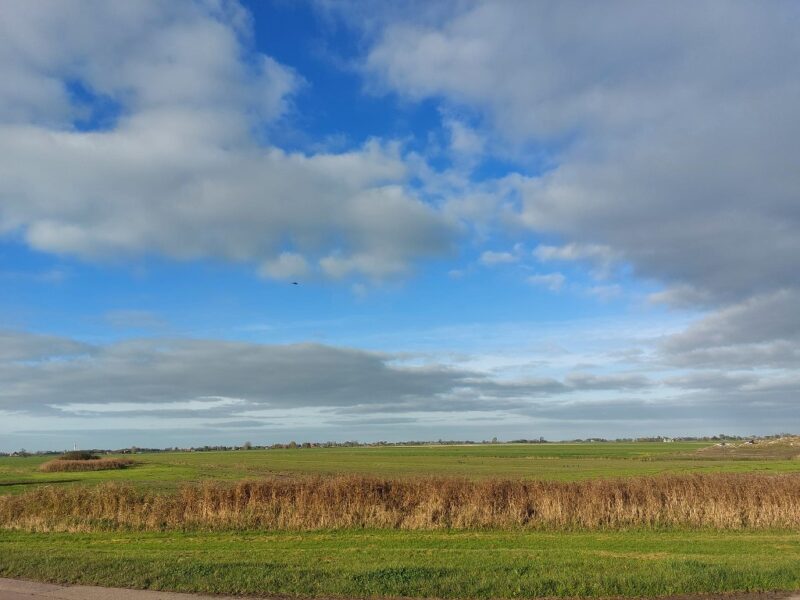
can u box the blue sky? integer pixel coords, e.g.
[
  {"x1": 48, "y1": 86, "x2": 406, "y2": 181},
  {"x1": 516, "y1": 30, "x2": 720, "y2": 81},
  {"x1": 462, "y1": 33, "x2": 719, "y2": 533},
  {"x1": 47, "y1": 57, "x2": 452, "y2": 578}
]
[{"x1": 1, "y1": 1, "x2": 799, "y2": 451}]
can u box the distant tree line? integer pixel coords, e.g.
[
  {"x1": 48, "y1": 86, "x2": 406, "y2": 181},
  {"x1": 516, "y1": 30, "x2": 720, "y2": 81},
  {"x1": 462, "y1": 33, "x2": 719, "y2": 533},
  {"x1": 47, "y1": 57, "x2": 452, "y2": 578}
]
[{"x1": 3, "y1": 433, "x2": 795, "y2": 456}]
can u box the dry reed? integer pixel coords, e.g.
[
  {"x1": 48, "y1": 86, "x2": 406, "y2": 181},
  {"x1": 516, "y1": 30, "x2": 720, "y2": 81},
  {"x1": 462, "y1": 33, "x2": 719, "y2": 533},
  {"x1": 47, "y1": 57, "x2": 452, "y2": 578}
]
[
  {"x1": 2, "y1": 473, "x2": 799, "y2": 532},
  {"x1": 37, "y1": 458, "x2": 135, "y2": 472}
]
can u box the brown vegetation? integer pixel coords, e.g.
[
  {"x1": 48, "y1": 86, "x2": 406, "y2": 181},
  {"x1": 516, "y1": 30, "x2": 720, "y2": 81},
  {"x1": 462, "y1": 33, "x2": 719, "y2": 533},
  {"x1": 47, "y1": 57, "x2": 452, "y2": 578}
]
[
  {"x1": 38, "y1": 457, "x2": 135, "y2": 472},
  {"x1": 2, "y1": 472, "x2": 800, "y2": 532},
  {"x1": 697, "y1": 436, "x2": 800, "y2": 460},
  {"x1": 57, "y1": 451, "x2": 100, "y2": 461}
]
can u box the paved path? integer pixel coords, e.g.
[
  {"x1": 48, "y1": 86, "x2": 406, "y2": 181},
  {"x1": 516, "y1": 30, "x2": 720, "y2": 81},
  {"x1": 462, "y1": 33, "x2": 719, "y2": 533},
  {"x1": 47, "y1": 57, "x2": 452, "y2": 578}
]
[{"x1": 0, "y1": 578, "x2": 262, "y2": 600}]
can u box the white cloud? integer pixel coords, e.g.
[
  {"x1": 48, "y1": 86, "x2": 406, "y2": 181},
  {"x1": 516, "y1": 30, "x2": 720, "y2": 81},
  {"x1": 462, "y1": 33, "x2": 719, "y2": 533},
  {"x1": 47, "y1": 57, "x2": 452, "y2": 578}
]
[
  {"x1": 0, "y1": 1, "x2": 454, "y2": 281},
  {"x1": 479, "y1": 250, "x2": 517, "y2": 266},
  {"x1": 353, "y1": 0, "x2": 800, "y2": 386},
  {"x1": 588, "y1": 284, "x2": 622, "y2": 301},
  {"x1": 528, "y1": 272, "x2": 565, "y2": 292},
  {"x1": 534, "y1": 243, "x2": 619, "y2": 278},
  {"x1": 259, "y1": 252, "x2": 309, "y2": 281},
  {"x1": 444, "y1": 116, "x2": 484, "y2": 158},
  {"x1": 359, "y1": 1, "x2": 800, "y2": 299}
]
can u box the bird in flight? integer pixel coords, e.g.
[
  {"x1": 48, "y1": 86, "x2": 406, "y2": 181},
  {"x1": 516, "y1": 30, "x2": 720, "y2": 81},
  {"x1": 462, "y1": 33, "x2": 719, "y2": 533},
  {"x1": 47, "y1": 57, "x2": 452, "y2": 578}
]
[{"x1": 292, "y1": 282, "x2": 299, "y2": 285}]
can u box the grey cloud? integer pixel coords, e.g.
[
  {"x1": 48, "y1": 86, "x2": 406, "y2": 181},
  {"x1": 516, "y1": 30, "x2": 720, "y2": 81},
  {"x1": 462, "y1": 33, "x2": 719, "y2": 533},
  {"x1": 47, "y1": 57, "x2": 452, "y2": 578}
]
[
  {"x1": 665, "y1": 342, "x2": 800, "y2": 370},
  {"x1": 0, "y1": 330, "x2": 92, "y2": 362},
  {"x1": 661, "y1": 290, "x2": 800, "y2": 369},
  {"x1": 564, "y1": 372, "x2": 651, "y2": 391},
  {"x1": 0, "y1": 330, "x2": 665, "y2": 420},
  {"x1": 204, "y1": 420, "x2": 269, "y2": 429},
  {"x1": 326, "y1": 416, "x2": 420, "y2": 427},
  {"x1": 472, "y1": 378, "x2": 568, "y2": 398},
  {"x1": 3, "y1": 328, "x2": 799, "y2": 447},
  {"x1": 663, "y1": 291, "x2": 800, "y2": 352},
  {"x1": 515, "y1": 392, "x2": 800, "y2": 430},
  {"x1": 663, "y1": 372, "x2": 757, "y2": 392},
  {"x1": 0, "y1": 333, "x2": 480, "y2": 415}
]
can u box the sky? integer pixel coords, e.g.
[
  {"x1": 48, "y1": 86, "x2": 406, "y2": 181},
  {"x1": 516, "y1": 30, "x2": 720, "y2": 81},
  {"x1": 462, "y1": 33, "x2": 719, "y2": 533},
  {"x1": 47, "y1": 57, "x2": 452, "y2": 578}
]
[{"x1": 1, "y1": 0, "x2": 799, "y2": 451}]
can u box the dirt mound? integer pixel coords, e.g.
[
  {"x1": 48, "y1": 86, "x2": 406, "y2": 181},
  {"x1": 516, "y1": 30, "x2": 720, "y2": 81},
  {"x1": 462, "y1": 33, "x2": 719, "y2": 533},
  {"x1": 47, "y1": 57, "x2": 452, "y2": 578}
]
[{"x1": 698, "y1": 436, "x2": 800, "y2": 459}]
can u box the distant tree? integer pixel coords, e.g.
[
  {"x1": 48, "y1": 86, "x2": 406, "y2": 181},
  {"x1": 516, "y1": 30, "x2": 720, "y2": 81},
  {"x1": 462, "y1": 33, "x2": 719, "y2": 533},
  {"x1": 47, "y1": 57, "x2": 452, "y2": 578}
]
[
  {"x1": 288, "y1": 441, "x2": 298, "y2": 449},
  {"x1": 243, "y1": 441, "x2": 252, "y2": 450},
  {"x1": 491, "y1": 437, "x2": 498, "y2": 444}
]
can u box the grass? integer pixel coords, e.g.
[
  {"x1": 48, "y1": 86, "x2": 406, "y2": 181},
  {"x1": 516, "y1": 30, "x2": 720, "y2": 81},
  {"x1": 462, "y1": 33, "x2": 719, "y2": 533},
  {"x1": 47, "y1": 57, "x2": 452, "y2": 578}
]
[
  {"x1": 2, "y1": 442, "x2": 799, "y2": 495},
  {"x1": 3, "y1": 442, "x2": 799, "y2": 598},
  {"x1": 1, "y1": 529, "x2": 799, "y2": 598}
]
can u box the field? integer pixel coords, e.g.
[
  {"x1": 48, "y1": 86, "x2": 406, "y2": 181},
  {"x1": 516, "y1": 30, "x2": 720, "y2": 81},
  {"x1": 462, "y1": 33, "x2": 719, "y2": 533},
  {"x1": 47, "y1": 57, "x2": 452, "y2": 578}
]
[
  {"x1": 2, "y1": 441, "x2": 799, "y2": 598},
  {"x1": 3, "y1": 442, "x2": 800, "y2": 495},
  {"x1": 2, "y1": 530, "x2": 800, "y2": 598}
]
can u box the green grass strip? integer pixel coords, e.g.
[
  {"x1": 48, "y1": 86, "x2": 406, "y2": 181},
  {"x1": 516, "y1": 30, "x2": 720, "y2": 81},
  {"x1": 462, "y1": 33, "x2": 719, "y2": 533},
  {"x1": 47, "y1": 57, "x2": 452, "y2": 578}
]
[{"x1": 2, "y1": 529, "x2": 799, "y2": 598}]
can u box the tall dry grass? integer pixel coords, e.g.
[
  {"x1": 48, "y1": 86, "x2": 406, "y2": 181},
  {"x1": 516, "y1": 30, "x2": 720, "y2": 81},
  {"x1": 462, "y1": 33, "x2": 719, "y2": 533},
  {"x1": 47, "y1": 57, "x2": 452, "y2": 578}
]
[
  {"x1": 2, "y1": 473, "x2": 799, "y2": 532},
  {"x1": 38, "y1": 458, "x2": 135, "y2": 472}
]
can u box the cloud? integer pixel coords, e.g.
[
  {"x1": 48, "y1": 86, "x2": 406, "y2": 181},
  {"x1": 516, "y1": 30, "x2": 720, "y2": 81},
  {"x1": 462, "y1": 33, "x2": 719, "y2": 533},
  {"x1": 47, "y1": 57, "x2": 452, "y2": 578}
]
[
  {"x1": 528, "y1": 272, "x2": 565, "y2": 292},
  {"x1": 0, "y1": 1, "x2": 454, "y2": 281},
  {"x1": 443, "y1": 116, "x2": 484, "y2": 161},
  {"x1": 534, "y1": 243, "x2": 619, "y2": 278},
  {"x1": 564, "y1": 372, "x2": 650, "y2": 391},
  {"x1": 351, "y1": 0, "x2": 800, "y2": 396},
  {"x1": 259, "y1": 252, "x2": 309, "y2": 281},
  {"x1": 4, "y1": 325, "x2": 800, "y2": 446},
  {"x1": 479, "y1": 250, "x2": 517, "y2": 266},
  {"x1": 0, "y1": 332, "x2": 478, "y2": 416},
  {"x1": 663, "y1": 372, "x2": 757, "y2": 392},
  {"x1": 0, "y1": 330, "x2": 91, "y2": 362},
  {"x1": 359, "y1": 1, "x2": 800, "y2": 300},
  {"x1": 660, "y1": 290, "x2": 800, "y2": 369},
  {"x1": 588, "y1": 284, "x2": 622, "y2": 301}
]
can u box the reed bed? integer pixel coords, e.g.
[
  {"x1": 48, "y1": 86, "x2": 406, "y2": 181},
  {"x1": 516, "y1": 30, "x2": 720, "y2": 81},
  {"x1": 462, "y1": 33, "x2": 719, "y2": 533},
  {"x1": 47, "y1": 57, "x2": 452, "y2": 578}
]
[
  {"x1": 2, "y1": 473, "x2": 799, "y2": 532},
  {"x1": 37, "y1": 458, "x2": 135, "y2": 472}
]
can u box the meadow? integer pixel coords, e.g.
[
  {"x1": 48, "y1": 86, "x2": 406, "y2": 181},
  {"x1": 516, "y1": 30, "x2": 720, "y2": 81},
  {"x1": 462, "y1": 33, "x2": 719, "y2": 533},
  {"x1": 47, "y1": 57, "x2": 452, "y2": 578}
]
[
  {"x1": 1, "y1": 441, "x2": 799, "y2": 598},
  {"x1": 2, "y1": 529, "x2": 800, "y2": 598},
  {"x1": 3, "y1": 441, "x2": 800, "y2": 495}
]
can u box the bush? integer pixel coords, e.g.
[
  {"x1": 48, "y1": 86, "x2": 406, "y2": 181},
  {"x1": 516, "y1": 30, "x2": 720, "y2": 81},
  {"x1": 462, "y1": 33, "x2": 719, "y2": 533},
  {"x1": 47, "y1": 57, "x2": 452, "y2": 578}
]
[
  {"x1": 58, "y1": 451, "x2": 99, "y2": 461},
  {"x1": 38, "y1": 458, "x2": 135, "y2": 473}
]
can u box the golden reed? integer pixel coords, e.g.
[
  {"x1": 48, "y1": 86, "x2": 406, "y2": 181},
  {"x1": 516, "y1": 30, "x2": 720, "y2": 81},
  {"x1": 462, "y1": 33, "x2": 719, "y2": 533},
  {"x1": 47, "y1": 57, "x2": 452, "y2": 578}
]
[{"x1": 2, "y1": 473, "x2": 799, "y2": 532}]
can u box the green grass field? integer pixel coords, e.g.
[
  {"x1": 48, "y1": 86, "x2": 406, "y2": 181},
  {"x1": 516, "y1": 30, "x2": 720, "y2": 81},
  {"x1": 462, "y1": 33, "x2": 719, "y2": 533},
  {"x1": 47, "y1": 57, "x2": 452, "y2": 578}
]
[
  {"x1": 3, "y1": 442, "x2": 800, "y2": 496},
  {"x1": 2, "y1": 442, "x2": 799, "y2": 598},
  {"x1": 2, "y1": 529, "x2": 799, "y2": 598}
]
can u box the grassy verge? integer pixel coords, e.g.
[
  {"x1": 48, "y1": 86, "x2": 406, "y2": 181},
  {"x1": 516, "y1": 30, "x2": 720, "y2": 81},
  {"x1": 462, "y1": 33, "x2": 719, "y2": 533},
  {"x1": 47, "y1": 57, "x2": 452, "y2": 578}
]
[{"x1": 1, "y1": 529, "x2": 799, "y2": 598}]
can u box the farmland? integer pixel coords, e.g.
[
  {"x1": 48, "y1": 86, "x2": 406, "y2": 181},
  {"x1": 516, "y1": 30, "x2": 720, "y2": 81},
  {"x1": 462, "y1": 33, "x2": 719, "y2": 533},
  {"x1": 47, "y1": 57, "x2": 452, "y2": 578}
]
[
  {"x1": 2, "y1": 441, "x2": 800, "y2": 495},
  {"x1": 1, "y1": 441, "x2": 799, "y2": 598},
  {"x1": 2, "y1": 529, "x2": 800, "y2": 598}
]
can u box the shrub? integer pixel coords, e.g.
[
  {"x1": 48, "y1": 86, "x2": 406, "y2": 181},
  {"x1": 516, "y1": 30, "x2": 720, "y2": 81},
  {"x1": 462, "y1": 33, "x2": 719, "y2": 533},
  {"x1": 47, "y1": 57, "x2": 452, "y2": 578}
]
[
  {"x1": 38, "y1": 458, "x2": 135, "y2": 473},
  {"x1": 58, "y1": 451, "x2": 99, "y2": 461}
]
